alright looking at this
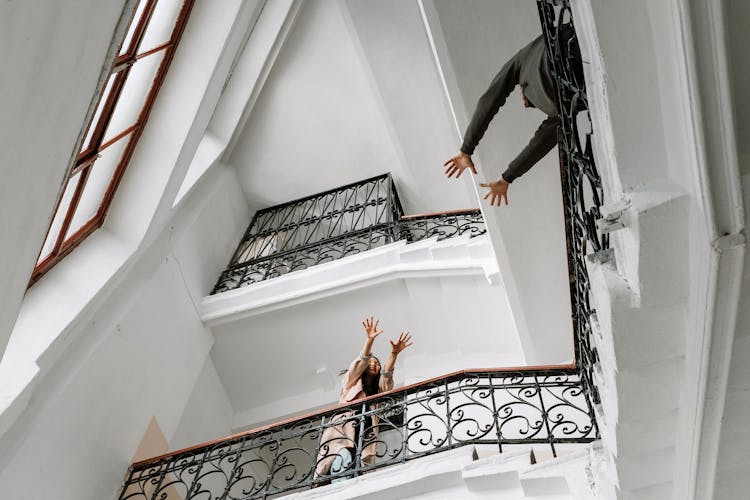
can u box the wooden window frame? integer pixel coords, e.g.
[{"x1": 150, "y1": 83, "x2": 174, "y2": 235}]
[{"x1": 30, "y1": 0, "x2": 195, "y2": 286}]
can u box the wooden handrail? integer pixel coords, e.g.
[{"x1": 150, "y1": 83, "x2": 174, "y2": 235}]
[
  {"x1": 133, "y1": 363, "x2": 575, "y2": 468},
  {"x1": 399, "y1": 208, "x2": 481, "y2": 220}
]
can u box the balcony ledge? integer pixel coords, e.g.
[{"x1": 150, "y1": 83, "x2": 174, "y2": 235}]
[{"x1": 201, "y1": 234, "x2": 498, "y2": 326}]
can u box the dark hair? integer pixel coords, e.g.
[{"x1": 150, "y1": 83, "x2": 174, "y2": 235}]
[{"x1": 360, "y1": 356, "x2": 381, "y2": 396}]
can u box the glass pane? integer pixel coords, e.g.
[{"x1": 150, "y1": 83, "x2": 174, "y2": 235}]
[
  {"x1": 102, "y1": 50, "x2": 165, "y2": 144},
  {"x1": 66, "y1": 133, "x2": 132, "y2": 240},
  {"x1": 80, "y1": 73, "x2": 118, "y2": 153},
  {"x1": 37, "y1": 172, "x2": 82, "y2": 264},
  {"x1": 139, "y1": 0, "x2": 184, "y2": 53},
  {"x1": 119, "y1": 0, "x2": 150, "y2": 56}
]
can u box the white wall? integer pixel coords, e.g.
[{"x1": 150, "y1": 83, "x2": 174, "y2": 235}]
[
  {"x1": 0, "y1": 169, "x2": 248, "y2": 500},
  {"x1": 0, "y1": 0, "x2": 249, "y2": 401},
  {"x1": 713, "y1": 172, "x2": 750, "y2": 499},
  {"x1": 726, "y1": 0, "x2": 750, "y2": 177},
  {"x1": 171, "y1": 356, "x2": 234, "y2": 451},
  {"x1": 210, "y1": 269, "x2": 525, "y2": 430},
  {"x1": 428, "y1": 0, "x2": 573, "y2": 364},
  {"x1": 341, "y1": 0, "x2": 476, "y2": 213},
  {"x1": 0, "y1": 0, "x2": 132, "y2": 360},
  {"x1": 228, "y1": 0, "x2": 471, "y2": 215},
  {"x1": 0, "y1": 258, "x2": 210, "y2": 500},
  {"x1": 712, "y1": 5, "x2": 750, "y2": 486}
]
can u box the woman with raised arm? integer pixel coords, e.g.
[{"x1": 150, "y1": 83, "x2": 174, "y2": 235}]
[{"x1": 314, "y1": 317, "x2": 413, "y2": 481}]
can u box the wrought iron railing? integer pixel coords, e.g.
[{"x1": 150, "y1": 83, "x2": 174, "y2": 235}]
[
  {"x1": 118, "y1": 367, "x2": 597, "y2": 499},
  {"x1": 118, "y1": 3, "x2": 609, "y2": 498},
  {"x1": 211, "y1": 174, "x2": 486, "y2": 294},
  {"x1": 537, "y1": 0, "x2": 609, "y2": 405}
]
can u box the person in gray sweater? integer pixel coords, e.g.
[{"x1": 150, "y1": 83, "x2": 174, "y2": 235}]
[{"x1": 444, "y1": 28, "x2": 577, "y2": 206}]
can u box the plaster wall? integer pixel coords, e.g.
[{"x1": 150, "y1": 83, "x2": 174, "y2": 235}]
[
  {"x1": 211, "y1": 270, "x2": 525, "y2": 430},
  {"x1": 716, "y1": 16, "x2": 750, "y2": 497},
  {"x1": 428, "y1": 0, "x2": 572, "y2": 364},
  {"x1": 582, "y1": 1, "x2": 674, "y2": 193},
  {"x1": 228, "y1": 0, "x2": 470, "y2": 215},
  {"x1": 0, "y1": 169, "x2": 248, "y2": 500},
  {"x1": 712, "y1": 178, "x2": 750, "y2": 500},
  {"x1": 340, "y1": 0, "x2": 476, "y2": 213},
  {"x1": 0, "y1": 256, "x2": 210, "y2": 500},
  {"x1": 725, "y1": 0, "x2": 750, "y2": 177},
  {"x1": 0, "y1": 0, "x2": 249, "y2": 421},
  {"x1": 172, "y1": 356, "x2": 234, "y2": 451},
  {"x1": 0, "y1": 0, "x2": 131, "y2": 360}
]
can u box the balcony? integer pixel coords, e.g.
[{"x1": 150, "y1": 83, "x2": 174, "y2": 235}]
[
  {"x1": 211, "y1": 173, "x2": 486, "y2": 294},
  {"x1": 119, "y1": 366, "x2": 596, "y2": 499}
]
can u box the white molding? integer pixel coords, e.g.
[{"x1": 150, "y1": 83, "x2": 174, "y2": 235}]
[
  {"x1": 202, "y1": 235, "x2": 497, "y2": 326},
  {"x1": 672, "y1": 0, "x2": 746, "y2": 498},
  {"x1": 292, "y1": 446, "x2": 477, "y2": 499}
]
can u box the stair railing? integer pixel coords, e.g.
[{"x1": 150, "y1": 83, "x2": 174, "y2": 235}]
[{"x1": 118, "y1": 365, "x2": 597, "y2": 499}]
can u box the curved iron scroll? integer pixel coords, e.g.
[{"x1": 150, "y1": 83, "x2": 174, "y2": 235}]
[
  {"x1": 537, "y1": 0, "x2": 609, "y2": 405},
  {"x1": 212, "y1": 208, "x2": 487, "y2": 294},
  {"x1": 118, "y1": 368, "x2": 596, "y2": 499}
]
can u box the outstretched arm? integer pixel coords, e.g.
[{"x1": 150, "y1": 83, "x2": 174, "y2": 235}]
[
  {"x1": 361, "y1": 316, "x2": 382, "y2": 357},
  {"x1": 501, "y1": 115, "x2": 559, "y2": 183},
  {"x1": 383, "y1": 332, "x2": 413, "y2": 374},
  {"x1": 442, "y1": 55, "x2": 521, "y2": 181},
  {"x1": 461, "y1": 57, "x2": 522, "y2": 157},
  {"x1": 479, "y1": 116, "x2": 559, "y2": 207},
  {"x1": 345, "y1": 317, "x2": 383, "y2": 388},
  {"x1": 380, "y1": 332, "x2": 413, "y2": 392}
]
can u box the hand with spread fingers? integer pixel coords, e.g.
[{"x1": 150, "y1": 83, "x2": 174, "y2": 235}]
[
  {"x1": 384, "y1": 332, "x2": 413, "y2": 375},
  {"x1": 359, "y1": 316, "x2": 383, "y2": 359},
  {"x1": 390, "y1": 332, "x2": 413, "y2": 355},
  {"x1": 480, "y1": 178, "x2": 510, "y2": 207},
  {"x1": 362, "y1": 316, "x2": 383, "y2": 340},
  {"x1": 443, "y1": 152, "x2": 477, "y2": 179}
]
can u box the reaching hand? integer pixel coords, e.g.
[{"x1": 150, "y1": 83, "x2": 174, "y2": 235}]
[
  {"x1": 390, "y1": 332, "x2": 413, "y2": 355},
  {"x1": 362, "y1": 317, "x2": 383, "y2": 340},
  {"x1": 480, "y1": 179, "x2": 510, "y2": 206},
  {"x1": 443, "y1": 152, "x2": 477, "y2": 179}
]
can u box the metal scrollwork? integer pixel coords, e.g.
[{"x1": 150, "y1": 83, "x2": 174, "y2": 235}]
[
  {"x1": 118, "y1": 369, "x2": 596, "y2": 499},
  {"x1": 537, "y1": 0, "x2": 608, "y2": 405},
  {"x1": 211, "y1": 173, "x2": 487, "y2": 294}
]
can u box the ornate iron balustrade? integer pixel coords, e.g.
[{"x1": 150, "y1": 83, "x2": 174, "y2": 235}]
[
  {"x1": 211, "y1": 174, "x2": 486, "y2": 293},
  {"x1": 118, "y1": 367, "x2": 597, "y2": 500},
  {"x1": 537, "y1": 0, "x2": 608, "y2": 404}
]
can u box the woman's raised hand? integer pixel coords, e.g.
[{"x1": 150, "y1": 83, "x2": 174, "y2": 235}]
[
  {"x1": 362, "y1": 317, "x2": 383, "y2": 340},
  {"x1": 390, "y1": 332, "x2": 413, "y2": 355}
]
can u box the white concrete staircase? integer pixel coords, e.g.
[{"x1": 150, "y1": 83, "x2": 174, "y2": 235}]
[
  {"x1": 289, "y1": 444, "x2": 603, "y2": 500},
  {"x1": 585, "y1": 188, "x2": 692, "y2": 499}
]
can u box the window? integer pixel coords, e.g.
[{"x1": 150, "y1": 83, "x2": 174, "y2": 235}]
[{"x1": 31, "y1": 0, "x2": 195, "y2": 285}]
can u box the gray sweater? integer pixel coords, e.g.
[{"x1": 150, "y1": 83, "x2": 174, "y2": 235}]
[{"x1": 460, "y1": 34, "x2": 559, "y2": 183}]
